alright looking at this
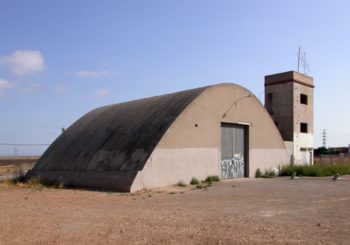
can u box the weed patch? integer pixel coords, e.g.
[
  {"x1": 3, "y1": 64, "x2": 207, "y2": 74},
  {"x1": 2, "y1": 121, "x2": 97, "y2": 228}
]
[
  {"x1": 262, "y1": 169, "x2": 277, "y2": 178},
  {"x1": 255, "y1": 168, "x2": 277, "y2": 178},
  {"x1": 255, "y1": 168, "x2": 262, "y2": 178},
  {"x1": 176, "y1": 181, "x2": 187, "y2": 187},
  {"x1": 190, "y1": 177, "x2": 199, "y2": 185},
  {"x1": 196, "y1": 184, "x2": 206, "y2": 189},
  {"x1": 279, "y1": 164, "x2": 350, "y2": 177},
  {"x1": 204, "y1": 176, "x2": 220, "y2": 183}
]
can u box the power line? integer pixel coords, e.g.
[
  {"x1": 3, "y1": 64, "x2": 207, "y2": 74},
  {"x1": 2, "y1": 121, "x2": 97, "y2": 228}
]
[{"x1": 0, "y1": 143, "x2": 50, "y2": 146}]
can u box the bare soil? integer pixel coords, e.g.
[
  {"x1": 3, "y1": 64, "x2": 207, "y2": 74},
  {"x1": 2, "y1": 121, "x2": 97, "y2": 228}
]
[
  {"x1": 0, "y1": 164, "x2": 34, "y2": 181},
  {"x1": 1, "y1": 176, "x2": 350, "y2": 244}
]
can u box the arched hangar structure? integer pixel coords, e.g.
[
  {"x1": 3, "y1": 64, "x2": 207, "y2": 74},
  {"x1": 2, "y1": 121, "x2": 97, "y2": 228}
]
[{"x1": 27, "y1": 84, "x2": 290, "y2": 192}]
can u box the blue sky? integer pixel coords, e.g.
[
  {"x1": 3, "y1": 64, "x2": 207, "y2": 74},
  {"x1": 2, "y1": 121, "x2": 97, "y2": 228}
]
[{"x1": 0, "y1": 0, "x2": 349, "y2": 155}]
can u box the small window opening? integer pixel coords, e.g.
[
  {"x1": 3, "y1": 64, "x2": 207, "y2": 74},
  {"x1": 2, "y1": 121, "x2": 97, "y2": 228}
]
[
  {"x1": 300, "y1": 94, "x2": 308, "y2": 105},
  {"x1": 266, "y1": 93, "x2": 273, "y2": 114},
  {"x1": 267, "y1": 93, "x2": 273, "y2": 104},
  {"x1": 274, "y1": 121, "x2": 278, "y2": 127},
  {"x1": 300, "y1": 123, "x2": 308, "y2": 133}
]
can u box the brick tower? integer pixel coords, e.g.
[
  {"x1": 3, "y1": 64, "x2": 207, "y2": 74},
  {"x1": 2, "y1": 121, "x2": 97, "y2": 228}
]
[{"x1": 265, "y1": 71, "x2": 314, "y2": 165}]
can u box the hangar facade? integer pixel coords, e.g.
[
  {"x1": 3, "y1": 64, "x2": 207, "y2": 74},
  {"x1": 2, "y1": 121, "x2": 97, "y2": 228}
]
[{"x1": 27, "y1": 71, "x2": 314, "y2": 192}]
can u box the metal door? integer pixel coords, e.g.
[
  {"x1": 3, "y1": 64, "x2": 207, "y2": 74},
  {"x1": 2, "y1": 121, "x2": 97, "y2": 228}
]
[{"x1": 221, "y1": 123, "x2": 248, "y2": 179}]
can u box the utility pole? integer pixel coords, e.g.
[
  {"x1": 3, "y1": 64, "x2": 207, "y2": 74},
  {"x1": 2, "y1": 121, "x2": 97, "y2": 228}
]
[
  {"x1": 13, "y1": 145, "x2": 18, "y2": 156},
  {"x1": 322, "y1": 129, "x2": 327, "y2": 148}
]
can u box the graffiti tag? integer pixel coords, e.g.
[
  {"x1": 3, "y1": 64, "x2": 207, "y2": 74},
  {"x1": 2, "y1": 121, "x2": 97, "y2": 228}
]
[{"x1": 221, "y1": 153, "x2": 244, "y2": 179}]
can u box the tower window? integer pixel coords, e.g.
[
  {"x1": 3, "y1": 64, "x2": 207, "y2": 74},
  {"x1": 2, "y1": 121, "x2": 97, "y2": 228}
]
[
  {"x1": 300, "y1": 123, "x2": 308, "y2": 133},
  {"x1": 300, "y1": 94, "x2": 308, "y2": 105},
  {"x1": 267, "y1": 93, "x2": 273, "y2": 104},
  {"x1": 266, "y1": 93, "x2": 273, "y2": 114}
]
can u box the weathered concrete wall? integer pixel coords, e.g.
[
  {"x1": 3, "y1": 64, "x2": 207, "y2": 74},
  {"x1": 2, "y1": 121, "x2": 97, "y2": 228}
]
[
  {"x1": 265, "y1": 71, "x2": 314, "y2": 165},
  {"x1": 265, "y1": 82, "x2": 294, "y2": 141},
  {"x1": 249, "y1": 149, "x2": 291, "y2": 176},
  {"x1": 293, "y1": 82, "x2": 314, "y2": 165},
  {"x1": 294, "y1": 83, "x2": 314, "y2": 134},
  {"x1": 132, "y1": 84, "x2": 290, "y2": 191},
  {"x1": 131, "y1": 148, "x2": 219, "y2": 191}
]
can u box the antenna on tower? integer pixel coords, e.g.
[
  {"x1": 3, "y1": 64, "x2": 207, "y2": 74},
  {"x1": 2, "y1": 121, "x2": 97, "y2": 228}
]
[
  {"x1": 322, "y1": 129, "x2": 327, "y2": 148},
  {"x1": 296, "y1": 46, "x2": 310, "y2": 74}
]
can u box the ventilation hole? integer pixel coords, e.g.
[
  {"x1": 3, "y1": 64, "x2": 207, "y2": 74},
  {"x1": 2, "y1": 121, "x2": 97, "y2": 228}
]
[{"x1": 195, "y1": 124, "x2": 198, "y2": 127}]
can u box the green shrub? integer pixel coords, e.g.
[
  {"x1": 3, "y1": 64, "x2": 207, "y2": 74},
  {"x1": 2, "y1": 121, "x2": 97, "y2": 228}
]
[
  {"x1": 204, "y1": 175, "x2": 220, "y2": 183},
  {"x1": 203, "y1": 178, "x2": 212, "y2": 185},
  {"x1": 255, "y1": 169, "x2": 277, "y2": 178},
  {"x1": 263, "y1": 169, "x2": 277, "y2": 178},
  {"x1": 190, "y1": 177, "x2": 200, "y2": 185},
  {"x1": 255, "y1": 168, "x2": 262, "y2": 178},
  {"x1": 176, "y1": 181, "x2": 187, "y2": 187}
]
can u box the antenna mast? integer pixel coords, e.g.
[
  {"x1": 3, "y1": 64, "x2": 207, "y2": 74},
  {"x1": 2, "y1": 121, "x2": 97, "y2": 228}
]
[
  {"x1": 297, "y1": 46, "x2": 301, "y2": 72},
  {"x1": 296, "y1": 46, "x2": 310, "y2": 74}
]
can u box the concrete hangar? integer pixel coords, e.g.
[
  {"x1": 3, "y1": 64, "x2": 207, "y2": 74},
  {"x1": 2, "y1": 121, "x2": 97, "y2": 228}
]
[{"x1": 27, "y1": 71, "x2": 314, "y2": 192}]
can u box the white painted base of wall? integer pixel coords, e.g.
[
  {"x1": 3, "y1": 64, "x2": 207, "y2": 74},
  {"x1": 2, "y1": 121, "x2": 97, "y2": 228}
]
[
  {"x1": 131, "y1": 148, "x2": 220, "y2": 192},
  {"x1": 131, "y1": 147, "x2": 292, "y2": 192},
  {"x1": 293, "y1": 133, "x2": 314, "y2": 165},
  {"x1": 249, "y1": 149, "x2": 291, "y2": 176}
]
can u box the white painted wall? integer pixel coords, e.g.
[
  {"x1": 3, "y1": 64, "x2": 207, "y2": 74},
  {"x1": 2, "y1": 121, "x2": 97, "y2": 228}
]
[
  {"x1": 249, "y1": 149, "x2": 291, "y2": 176},
  {"x1": 131, "y1": 147, "x2": 293, "y2": 191},
  {"x1": 293, "y1": 133, "x2": 313, "y2": 165},
  {"x1": 131, "y1": 148, "x2": 219, "y2": 191}
]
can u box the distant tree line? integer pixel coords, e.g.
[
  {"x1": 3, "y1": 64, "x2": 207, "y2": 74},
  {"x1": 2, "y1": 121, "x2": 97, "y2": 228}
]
[{"x1": 314, "y1": 147, "x2": 349, "y2": 156}]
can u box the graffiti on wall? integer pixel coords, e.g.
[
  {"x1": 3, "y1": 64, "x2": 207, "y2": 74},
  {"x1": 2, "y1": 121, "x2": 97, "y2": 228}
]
[{"x1": 221, "y1": 153, "x2": 244, "y2": 179}]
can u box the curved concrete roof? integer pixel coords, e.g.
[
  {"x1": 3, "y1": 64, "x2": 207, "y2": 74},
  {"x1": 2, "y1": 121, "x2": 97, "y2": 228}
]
[
  {"x1": 27, "y1": 83, "x2": 287, "y2": 191},
  {"x1": 31, "y1": 86, "x2": 209, "y2": 174}
]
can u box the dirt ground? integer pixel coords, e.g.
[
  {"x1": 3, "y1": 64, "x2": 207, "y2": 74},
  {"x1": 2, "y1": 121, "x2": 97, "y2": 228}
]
[{"x1": 1, "y1": 176, "x2": 350, "y2": 244}]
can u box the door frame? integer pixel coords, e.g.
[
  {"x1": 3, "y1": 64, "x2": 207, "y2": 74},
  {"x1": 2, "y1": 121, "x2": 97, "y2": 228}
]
[{"x1": 220, "y1": 122, "x2": 250, "y2": 178}]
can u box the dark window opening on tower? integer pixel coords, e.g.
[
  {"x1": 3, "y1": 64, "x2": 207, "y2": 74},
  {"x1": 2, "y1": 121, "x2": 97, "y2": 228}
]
[
  {"x1": 267, "y1": 93, "x2": 273, "y2": 104},
  {"x1": 266, "y1": 93, "x2": 273, "y2": 114},
  {"x1": 274, "y1": 121, "x2": 278, "y2": 127},
  {"x1": 300, "y1": 123, "x2": 308, "y2": 133},
  {"x1": 300, "y1": 94, "x2": 308, "y2": 105}
]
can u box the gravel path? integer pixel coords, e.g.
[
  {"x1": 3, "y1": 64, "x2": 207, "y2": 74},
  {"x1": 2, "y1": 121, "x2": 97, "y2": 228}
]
[{"x1": 1, "y1": 176, "x2": 350, "y2": 244}]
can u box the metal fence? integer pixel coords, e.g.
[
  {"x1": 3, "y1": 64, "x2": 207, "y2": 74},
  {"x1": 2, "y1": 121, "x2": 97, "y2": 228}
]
[{"x1": 314, "y1": 154, "x2": 350, "y2": 165}]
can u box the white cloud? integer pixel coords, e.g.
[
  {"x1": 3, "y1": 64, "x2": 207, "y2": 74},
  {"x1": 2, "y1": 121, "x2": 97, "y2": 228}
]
[
  {"x1": 0, "y1": 50, "x2": 44, "y2": 76},
  {"x1": 96, "y1": 89, "x2": 110, "y2": 98},
  {"x1": 20, "y1": 83, "x2": 40, "y2": 94},
  {"x1": 0, "y1": 78, "x2": 15, "y2": 97},
  {"x1": 54, "y1": 84, "x2": 67, "y2": 94},
  {"x1": 66, "y1": 70, "x2": 117, "y2": 78},
  {"x1": 0, "y1": 78, "x2": 15, "y2": 89}
]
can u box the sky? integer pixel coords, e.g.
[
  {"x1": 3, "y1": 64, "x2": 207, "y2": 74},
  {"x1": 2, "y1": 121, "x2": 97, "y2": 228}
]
[{"x1": 0, "y1": 0, "x2": 349, "y2": 155}]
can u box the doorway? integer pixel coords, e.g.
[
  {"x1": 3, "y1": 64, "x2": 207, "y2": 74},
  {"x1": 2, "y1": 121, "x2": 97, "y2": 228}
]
[{"x1": 221, "y1": 123, "x2": 249, "y2": 179}]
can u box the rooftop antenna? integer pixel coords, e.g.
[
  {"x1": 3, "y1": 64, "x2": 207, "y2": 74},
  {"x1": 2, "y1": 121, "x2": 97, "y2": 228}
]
[{"x1": 296, "y1": 46, "x2": 310, "y2": 74}]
